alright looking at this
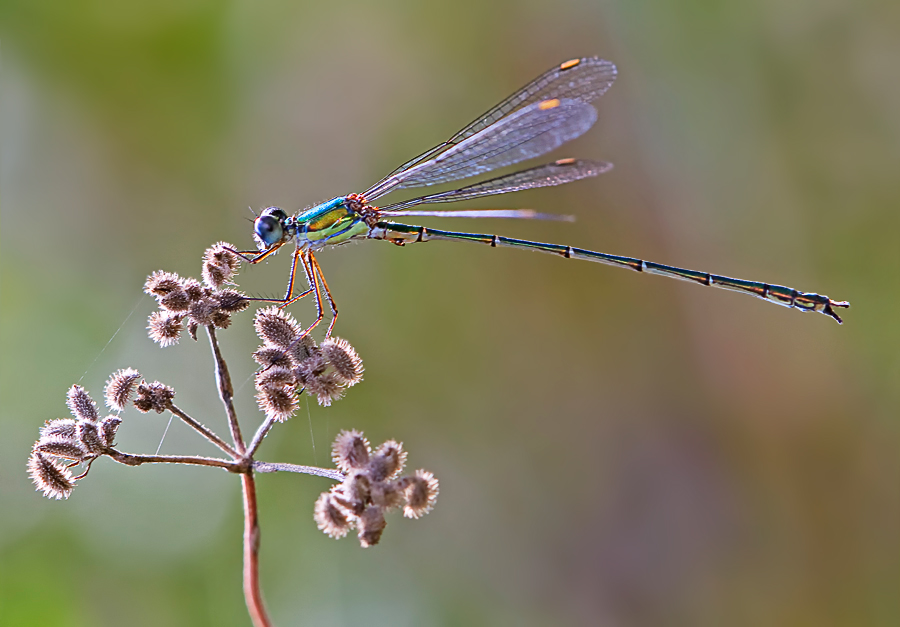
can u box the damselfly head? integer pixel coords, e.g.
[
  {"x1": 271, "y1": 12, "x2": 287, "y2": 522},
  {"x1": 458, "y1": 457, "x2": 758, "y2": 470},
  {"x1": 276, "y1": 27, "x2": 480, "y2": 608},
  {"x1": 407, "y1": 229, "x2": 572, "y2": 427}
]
[{"x1": 253, "y1": 207, "x2": 289, "y2": 249}]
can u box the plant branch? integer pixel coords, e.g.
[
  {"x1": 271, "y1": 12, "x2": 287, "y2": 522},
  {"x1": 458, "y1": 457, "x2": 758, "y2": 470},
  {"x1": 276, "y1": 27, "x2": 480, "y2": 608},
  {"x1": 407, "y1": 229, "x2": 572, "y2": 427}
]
[
  {"x1": 206, "y1": 325, "x2": 245, "y2": 454},
  {"x1": 241, "y1": 472, "x2": 271, "y2": 627},
  {"x1": 253, "y1": 461, "x2": 345, "y2": 481},
  {"x1": 167, "y1": 402, "x2": 239, "y2": 459},
  {"x1": 105, "y1": 449, "x2": 237, "y2": 470},
  {"x1": 247, "y1": 415, "x2": 278, "y2": 458}
]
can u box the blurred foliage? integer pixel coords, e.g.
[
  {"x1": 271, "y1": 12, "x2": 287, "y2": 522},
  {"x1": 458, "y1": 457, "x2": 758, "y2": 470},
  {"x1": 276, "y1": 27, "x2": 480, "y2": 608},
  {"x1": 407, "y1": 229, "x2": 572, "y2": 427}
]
[{"x1": 1, "y1": 0, "x2": 898, "y2": 626}]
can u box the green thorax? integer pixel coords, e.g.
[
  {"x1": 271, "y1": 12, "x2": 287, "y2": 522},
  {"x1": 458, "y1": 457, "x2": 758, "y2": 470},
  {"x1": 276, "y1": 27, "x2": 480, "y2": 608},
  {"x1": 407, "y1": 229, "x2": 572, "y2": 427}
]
[{"x1": 293, "y1": 197, "x2": 369, "y2": 248}]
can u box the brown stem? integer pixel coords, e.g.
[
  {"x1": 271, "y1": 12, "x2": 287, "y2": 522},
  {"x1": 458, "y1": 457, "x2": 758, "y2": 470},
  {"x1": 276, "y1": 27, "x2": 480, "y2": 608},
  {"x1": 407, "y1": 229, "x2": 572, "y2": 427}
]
[
  {"x1": 167, "y1": 402, "x2": 239, "y2": 459},
  {"x1": 253, "y1": 461, "x2": 345, "y2": 481},
  {"x1": 241, "y1": 472, "x2": 271, "y2": 627},
  {"x1": 246, "y1": 415, "x2": 278, "y2": 458},
  {"x1": 206, "y1": 325, "x2": 245, "y2": 454},
  {"x1": 106, "y1": 449, "x2": 237, "y2": 470}
]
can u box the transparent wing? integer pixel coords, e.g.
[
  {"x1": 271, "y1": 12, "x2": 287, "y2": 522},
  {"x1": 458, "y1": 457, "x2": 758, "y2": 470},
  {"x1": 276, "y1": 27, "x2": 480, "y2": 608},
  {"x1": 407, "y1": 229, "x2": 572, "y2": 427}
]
[
  {"x1": 364, "y1": 99, "x2": 598, "y2": 200},
  {"x1": 373, "y1": 57, "x2": 617, "y2": 185},
  {"x1": 377, "y1": 209, "x2": 575, "y2": 221},
  {"x1": 378, "y1": 159, "x2": 611, "y2": 212}
]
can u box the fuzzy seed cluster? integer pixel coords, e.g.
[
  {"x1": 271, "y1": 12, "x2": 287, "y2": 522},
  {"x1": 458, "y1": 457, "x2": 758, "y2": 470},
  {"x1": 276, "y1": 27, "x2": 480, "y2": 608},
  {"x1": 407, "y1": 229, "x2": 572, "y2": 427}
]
[
  {"x1": 28, "y1": 384, "x2": 126, "y2": 499},
  {"x1": 144, "y1": 243, "x2": 249, "y2": 346},
  {"x1": 253, "y1": 308, "x2": 364, "y2": 417},
  {"x1": 314, "y1": 430, "x2": 439, "y2": 547}
]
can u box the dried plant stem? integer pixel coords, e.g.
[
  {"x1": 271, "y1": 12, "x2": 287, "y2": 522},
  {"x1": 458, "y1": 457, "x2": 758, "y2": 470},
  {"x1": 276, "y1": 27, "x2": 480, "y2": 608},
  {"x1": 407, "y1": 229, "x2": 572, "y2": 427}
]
[
  {"x1": 241, "y1": 472, "x2": 271, "y2": 627},
  {"x1": 167, "y1": 402, "x2": 239, "y2": 458},
  {"x1": 247, "y1": 414, "x2": 279, "y2": 458},
  {"x1": 106, "y1": 449, "x2": 237, "y2": 470},
  {"x1": 253, "y1": 461, "x2": 345, "y2": 481},
  {"x1": 206, "y1": 325, "x2": 245, "y2": 454}
]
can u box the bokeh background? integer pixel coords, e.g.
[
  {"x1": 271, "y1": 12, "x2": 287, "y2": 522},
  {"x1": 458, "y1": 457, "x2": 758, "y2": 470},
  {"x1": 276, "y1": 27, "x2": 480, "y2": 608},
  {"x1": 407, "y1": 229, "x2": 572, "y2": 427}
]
[{"x1": 1, "y1": 1, "x2": 898, "y2": 625}]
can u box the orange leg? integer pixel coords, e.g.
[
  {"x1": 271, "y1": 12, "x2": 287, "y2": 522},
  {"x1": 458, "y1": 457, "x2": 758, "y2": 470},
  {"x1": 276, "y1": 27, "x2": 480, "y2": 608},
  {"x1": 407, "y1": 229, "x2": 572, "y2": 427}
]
[{"x1": 310, "y1": 254, "x2": 339, "y2": 338}]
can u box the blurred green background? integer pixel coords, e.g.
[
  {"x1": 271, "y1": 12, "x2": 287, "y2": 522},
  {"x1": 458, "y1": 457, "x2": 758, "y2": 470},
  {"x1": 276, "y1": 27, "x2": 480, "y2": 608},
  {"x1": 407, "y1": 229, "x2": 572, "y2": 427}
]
[{"x1": 1, "y1": 0, "x2": 898, "y2": 625}]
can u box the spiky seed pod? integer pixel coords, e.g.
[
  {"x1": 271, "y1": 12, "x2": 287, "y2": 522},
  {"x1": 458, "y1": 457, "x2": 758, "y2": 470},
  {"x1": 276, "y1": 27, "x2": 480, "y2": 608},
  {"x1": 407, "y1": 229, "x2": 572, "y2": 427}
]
[
  {"x1": 159, "y1": 289, "x2": 191, "y2": 312},
  {"x1": 255, "y1": 386, "x2": 298, "y2": 422},
  {"x1": 202, "y1": 262, "x2": 227, "y2": 289},
  {"x1": 296, "y1": 352, "x2": 327, "y2": 382},
  {"x1": 357, "y1": 506, "x2": 387, "y2": 548},
  {"x1": 99, "y1": 415, "x2": 123, "y2": 448},
  {"x1": 369, "y1": 440, "x2": 407, "y2": 482},
  {"x1": 188, "y1": 299, "x2": 217, "y2": 326},
  {"x1": 343, "y1": 472, "x2": 372, "y2": 508},
  {"x1": 288, "y1": 335, "x2": 317, "y2": 364},
  {"x1": 41, "y1": 418, "x2": 77, "y2": 440},
  {"x1": 214, "y1": 290, "x2": 250, "y2": 313},
  {"x1": 187, "y1": 321, "x2": 199, "y2": 341},
  {"x1": 401, "y1": 470, "x2": 440, "y2": 519},
  {"x1": 254, "y1": 307, "x2": 301, "y2": 350},
  {"x1": 332, "y1": 430, "x2": 371, "y2": 473},
  {"x1": 254, "y1": 367, "x2": 296, "y2": 390},
  {"x1": 134, "y1": 382, "x2": 175, "y2": 414},
  {"x1": 370, "y1": 480, "x2": 404, "y2": 510},
  {"x1": 77, "y1": 420, "x2": 105, "y2": 454},
  {"x1": 314, "y1": 492, "x2": 353, "y2": 539},
  {"x1": 305, "y1": 373, "x2": 345, "y2": 407},
  {"x1": 147, "y1": 311, "x2": 184, "y2": 347},
  {"x1": 105, "y1": 368, "x2": 141, "y2": 411},
  {"x1": 28, "y1": 451, "x2": 74, "y2": 500},
  {"x1": 34, "y1": 437, "x2": 87, "y2": 461},
  {"x1": 66, "y1": 385, "x2": 99, "y2": 422},
  {"x1": 206, "y1": 242, "x2": 241, "y2": 272},
  {"x1": 144, "y1": 270, "x2": 182, "y2": 296},
  {"x1": 182, "y1": 278, "x2": 205, "y2": 302},
  {"x1": 252, "y1": 347, "x2": 294, "y2": 369},
  {"x1": 320, "y1": 337, "x2": 364, "y2": 386},
  {"x1": 210, "y1": 311, "x2": 232, "y2": 329}
]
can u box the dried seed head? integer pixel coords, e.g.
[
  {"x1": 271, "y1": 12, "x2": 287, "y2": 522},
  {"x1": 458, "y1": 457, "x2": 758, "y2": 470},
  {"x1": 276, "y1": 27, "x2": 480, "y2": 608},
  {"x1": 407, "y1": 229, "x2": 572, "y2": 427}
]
[
  {"x1": 188, "y1": 299, "x2": 217, "y2": 326},
  {"x1": 187, "y1": 320, "x2": 199, "y2": 341},
  {"x1": 40, "y1": 419, "x2": 77, "y2": 440},
  {"x1": 211, "y1": 311, "x2": 232, "y2": 329},
  {"x1": 134, "y1": 381, "x2": 175, "y2": 414},
  {"x1": 253, "y1": 347, "x2": 294, "y2": 369},
  {"x1": 288, "y1": 334, "x2": 317, "y2": 364},
  {"x1": 255, "y1": 386, "x2": 298, "y2": 422},
  {"x1": 34, "y1": 437, "x2": 87, "y2": 461},
  {"x1": 205, "y1": 242, "x2": 241, "y2": 273},
  {"x1": 255, "y1": 367, "x2": 296, "y2": 389},
  {"x1": 305, "y1": 373, "x2": 345, "y2": 407},
  {"x1": 370, "y1": 480, "x2": 404, "y2": 510},
  {"x1": 182, "y1": 278, "x2": 205, "y2": 302},
  {"x1": 160, "y1": 289, "x2": 192, "y2": 312},
  {"x1": 77, "y1": 420, "x2": 105, "y2": 454},
  {"x1": 314, "y1": 492, "x2": 352, "y2": 539},
  {"x1": 296, "y1": 352, "x2": 327, "y2": 382},
  {"x1": 254, "y1": 307, "x2": 301, "y2": 350},
  {"x1": 214, "y1": 290, "x2": 250, "y2": 313},
  {"x1": 147, "y1": 311, "x2": 184, "y2": 347},
  {"x1": 401, "y1": 470, "x2": 439, "y2": 519},
  {"x1": 202, "y1": 262, "x2": 227, "y2": 289},
  {"x1": 99, "y1": 415, "x2": 123, "y2": 448},
  {"x1": 144, "y1": 270, "x2": 182, "y2": 296},
  {"x1": 28, "y1": 451, "x2": 74, "y2": 500},
  {"x1": 357, "y1": 506, "x2": 387, "y2": 548},
  {"x1": 66, "y1": 385, "x2": 99, "y2": 422},
  {"x1": 343, "y1": 472, "x2": 372, "y2": 509},
  {"x1": 105, "y1": 368, "x2": 141, "y2": 411},
  {"x1": 320, "y1": 337, "x2": 364, "y2": 386},
  {"x1": 369, "y1": 440, "x2": 407, "y2": 482},
  {"x1": 332, "y1": 430, "x2": 371, "y2": 473}
]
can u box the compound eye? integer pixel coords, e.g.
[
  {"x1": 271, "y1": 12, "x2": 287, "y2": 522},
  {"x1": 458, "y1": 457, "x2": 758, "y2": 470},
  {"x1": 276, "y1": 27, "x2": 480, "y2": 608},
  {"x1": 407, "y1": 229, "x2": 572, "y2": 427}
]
[{"x1": 254, "y1": 214, "x2": 284, "y2": 247}]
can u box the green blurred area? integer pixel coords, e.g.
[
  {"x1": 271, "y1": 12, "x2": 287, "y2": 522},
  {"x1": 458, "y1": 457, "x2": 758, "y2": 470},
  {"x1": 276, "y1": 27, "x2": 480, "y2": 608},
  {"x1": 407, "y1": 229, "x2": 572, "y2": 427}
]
[{"x1": 1, "y1": 0, "x2": 898, "y2": 625}]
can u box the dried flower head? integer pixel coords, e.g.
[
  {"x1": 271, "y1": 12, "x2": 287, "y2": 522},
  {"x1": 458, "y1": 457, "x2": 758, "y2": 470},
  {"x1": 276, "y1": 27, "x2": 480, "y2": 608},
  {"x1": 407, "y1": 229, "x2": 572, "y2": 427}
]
[
  {"x1": 357, "y1": 506, "x2": 387, "y2": 548},
  {"x1": 66, "y1": 385, "x2": 99, "y2": 422},
  {"x1": 134, "y1": 381, "x2": 175, "y2": 414},
  {"x1": 254, "y1": 307, "x2": 301, "y2": 350},
  {"x1": 315, "y1": 431, "x2": 438, "y2": 547},
  {"x1": 99, "y1": 415, "x2": 123, "y2": 448},
  {"x1": 369, "y1": 440, "x2": 407, "y2": 482},
  {"x1": 214, "y1": 290, "x2": 250, "y2": 313},
  {"x1": 105, "y1": 368, "x2": 142, "y2": 411},
  {"x1": 304, "y1": 372, "x2": 345, "y2": 407},
  {"x1": 160, "y1": 289, "x2": 192, "y2": 312},
  {"x1": 41, "y1": 418, "x2": 77, "y2": 440},
  {"x1": 255, "y1": 385, "x2": 299, "y2": 422},
  {"x1": 314, "y1": 492, "x2": 352, "y2": 539},
  {"x1": 34, "y1": 437, "x2": 87, "y2": 461},
  {"x1": 77, "y1": 420, "x2": 105, "y2": 455},
  {"x1": 147, "y1": 311, "x2": 184, "y2": 347},
  {"x1": 202, "y1": 242, "x2": 241, "y2": 289},
  {"x1": 252, "y1": 347, "x2": 294, "y2": 369},
  {"x1": 28, "y1": 451, "x2": 74, "y2": 500},
  {"x1": 320, "y1": 337, "x2": 364, "y2": 386},
  {"x1": 144, "y1": 270, "x2": 182, "y2": 296},
  {"x1": 332, "y1": 430, "x2": 371, "y2": 473},
  {"x1": 401, "y1": 470, "x2": 440, "y2": 519}
]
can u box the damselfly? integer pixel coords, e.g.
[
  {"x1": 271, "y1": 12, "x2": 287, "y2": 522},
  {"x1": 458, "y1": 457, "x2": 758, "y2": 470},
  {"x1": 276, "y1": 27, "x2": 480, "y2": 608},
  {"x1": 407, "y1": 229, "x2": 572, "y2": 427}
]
[{"x1": 237, "y1": 57, "x2": 848, "y2": 336}]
